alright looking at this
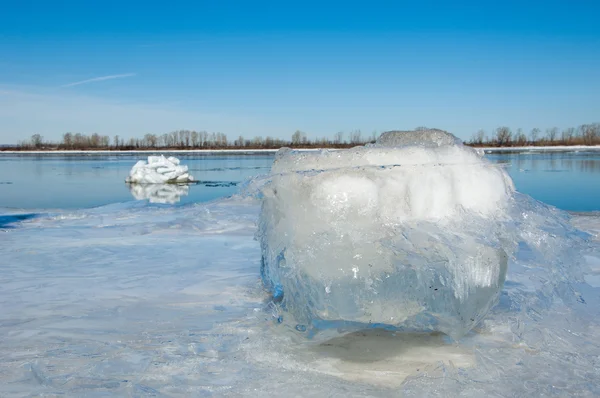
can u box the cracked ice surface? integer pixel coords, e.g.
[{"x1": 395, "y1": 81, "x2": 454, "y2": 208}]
[{"x1": 1, "y1": 196, "x2": 600, "y2": 396}]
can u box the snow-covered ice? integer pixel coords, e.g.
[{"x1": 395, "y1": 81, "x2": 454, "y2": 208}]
[
  {"x1": 126, "y1": 155, "x2": 194, "y2": 184},
  {"x1": 1, "y1": 194, "x2": 600, "y2": 395},
  {"x1": 259, "y1": 130, "x2": 518, "y2": 340}
]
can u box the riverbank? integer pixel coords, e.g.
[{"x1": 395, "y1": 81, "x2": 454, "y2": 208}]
[
  {"x1": 0, "y1": 148, "x2": 288, "y2": 154},
  {"x1": 479, "y1": 145, "x2": 600, "y2": 153},
  {"x1": 4, "y1": 146, "x2": 600, "y2": 155},
  {"x1": 2, "y1": 144, "x2": 600, "y2": 154}
]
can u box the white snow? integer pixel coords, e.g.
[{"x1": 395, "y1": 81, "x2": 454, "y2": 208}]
[{"x1": 125, "y1": 155, "x2": 194, "y2": 184}]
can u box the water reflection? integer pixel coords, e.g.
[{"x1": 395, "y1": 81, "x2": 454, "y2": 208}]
[
  {"x1": 0, "y1": 154, "x2": 275, "y2": 209},
  {"x1": 128, "y1": 184, "x2": 190, "y2": 204},
  {"x1": 485, "y1": 151, "x2": 600, "y2": 211},
  {"x1": 0, "y1": 213, "x2": 40, "y2": 229},
  {"x1": 488, "y1": 151, "x2": 600, "y2": 173},
  {"x1": 581, "y1": 159, "x2": 600, "y2": 173},
  {"x1": 1, "y1": 152, "x2": 599, "y2": 210}
]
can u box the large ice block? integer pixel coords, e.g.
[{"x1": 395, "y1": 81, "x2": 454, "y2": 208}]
[{"x1": 258, "y1": 129, "x2": 516, "y2": 340}]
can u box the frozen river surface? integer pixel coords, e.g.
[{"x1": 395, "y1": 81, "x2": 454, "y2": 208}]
[
  {"x1": 1, "y1": 198, "x2": 599, "y2": 396},
  {"x1": 1, "y1": 151, "x2": 600, "y2": 396}
]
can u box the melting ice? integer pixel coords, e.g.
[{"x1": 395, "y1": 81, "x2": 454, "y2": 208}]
[{"x1": 259, "y1": 130, "x2": 517, "y2": 339}]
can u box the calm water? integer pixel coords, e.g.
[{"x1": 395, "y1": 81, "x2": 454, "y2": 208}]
[
  {"x1": 0, "y1": 153, "x2": 273, "y2": 209},
  {"x1": 486, "y1": 151, "x2": 600, "y2": 212},
  {"x1": 0, "y1": 151, "x2": 599, "y2": 211}
]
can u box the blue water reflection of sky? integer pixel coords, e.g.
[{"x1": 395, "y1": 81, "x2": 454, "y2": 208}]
[
  {"x1": 0, "y1": 154, "x2": 274, "y2": 209},
  {"x1": 486, "y1": 151, "x2": 600, "y2": 212},
  {"x1": 0, "y1": 152, "x2": 598, "y2": 212}
]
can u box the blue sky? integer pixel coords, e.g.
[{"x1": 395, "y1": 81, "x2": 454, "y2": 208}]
[{"x1": 1, "y1": 0, "x2": 599, "y2": 144}]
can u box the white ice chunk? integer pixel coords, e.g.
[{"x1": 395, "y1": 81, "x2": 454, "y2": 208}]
[
  {"x1": 259, "y1": 129, "x2": 516, "y2": 339},
  {"x1": 125, "y1": 155, "x2": 194, "y2": 184}
]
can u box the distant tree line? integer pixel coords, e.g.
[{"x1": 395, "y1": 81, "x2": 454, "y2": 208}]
[
  {"x1": 14, "y1": 129, "x2": 378, "y2": 150},
  {"x1": 468, "y1": 123, "x2": 600, "y2": 147},
  {"x1": 10, "y1": 123, "x2": 600, "y2": 151}
]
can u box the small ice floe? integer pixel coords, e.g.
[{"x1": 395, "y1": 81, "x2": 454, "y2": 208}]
[{"x1": 125, "y1": 155, "x2": 194, "y2": 184}]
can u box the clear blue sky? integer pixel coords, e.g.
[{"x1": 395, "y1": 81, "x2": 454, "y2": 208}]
[{"x1": 1, "y1": 0, "x2": 599, "y2": 144}]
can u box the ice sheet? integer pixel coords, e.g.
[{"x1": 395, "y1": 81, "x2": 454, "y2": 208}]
[{"x1": 1, "y1": 198, "x2": 600, "y2": 396}]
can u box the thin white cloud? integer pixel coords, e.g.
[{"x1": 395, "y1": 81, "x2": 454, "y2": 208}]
[
  {"x1": 62, "y1": 73, "x2": 136, "y2": 87},
  {"x1": 0, "y1": 86, "x2": 256, "y2": 144}
]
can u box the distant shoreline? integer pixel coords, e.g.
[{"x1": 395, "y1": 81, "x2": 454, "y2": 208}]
[
  {"x1": 479, "y1": 145, "x2": 600, "y2": 152},
  {"x1": 0, "y1": 148, "x2": 286, "y2": 154},
  {"x1": 1, "y1": 145, "x2": 600, "y2": 155}
]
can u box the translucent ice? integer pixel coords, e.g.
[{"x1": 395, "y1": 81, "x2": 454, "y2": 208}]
[
  {"x1": 125, "y1": 155, "x2": 194, "y2": 184},
  {"x1": 376, "y1": 128, "x2": 464, "y2": 148},
  {"x1": 259, "y1": 129, "x2": 517, "y2": 339},
  {"x1": 0, "y1": 192, "x2": 598, "y2": 396}
]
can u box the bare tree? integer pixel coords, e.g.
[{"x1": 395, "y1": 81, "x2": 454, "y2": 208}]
[
  {"x1": 581, "y1": 124, "x2": 599, "y2": 145},
  {"x1": 349, "y1": 129, "x2": 362, "y2": 144},
  {"x1": 371, "y1": 131, "x2": 378, "y2": 142},
  {"x1": 63, "y1": 133, "x2": 73, "y2": 148},
  {"x1": 529, "y1": 128, "x2": 540, "y2": 143},
  {"x1": 470, "y1": 129, "x2": 486, "y2": 145},
  {"x1": 562, "y1": 128, "x2": 575, "y2": 144},
  {"x1": 546, "y1": 127, "x2": 558, "y2": 142},
  {"x1": 159, "y1": 133, "x2": 169, "y2": 147},
  {"x1": 291, "y1": 130, "x2": 305, "y2": 145},
  {"x1": 143, "y1": 134, "x2": 157, "y2": 147},
  {"x1": 169, "y1": 131, "x2": 178, "y2": 147},
  {"x1": 234, "y1": 135, "x2": 245, "y2": 147},
  {"x1": 252, "y1": 136, "x2": 263, "y2": 146},
  {"x1": 495, "y1": 127, "x2": 512, "y2": 146},
  {"x1": 191, "y1": 131, "x2": 199, "y2": 147},
  {"x1": 301, "y1": 133, "x2": 308, "y2": 145},
  {"x1": 30, "y1": 134, "x2": 43, "y2": 148},
  {"x1": 514, "y1": 128, "x2": 527, "y2": 146},
  {"x1": 334, "y1": 131, "x2": 344, "y2": 144}
]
